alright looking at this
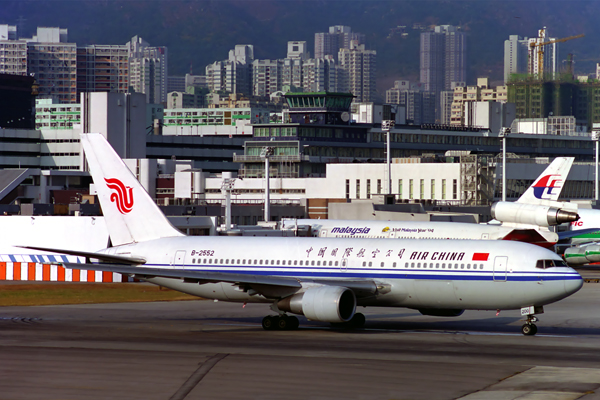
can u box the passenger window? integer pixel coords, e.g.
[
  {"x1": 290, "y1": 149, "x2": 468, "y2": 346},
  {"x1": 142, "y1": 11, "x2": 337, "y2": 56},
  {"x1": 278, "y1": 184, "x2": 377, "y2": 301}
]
[
  {"x1": 362, "y1": 261, "x2": 367, "y2": 267},
  {"x1": 417, "y1": 263, "x2": 421, "y2": 269},
  {"x1": 393, "y1": 262, "x2": 397, "y2": 268},
  {"x1": 311, "y1": 261, "x2": 315, "y2": 266},
  {"x1": 435, "y1": 263, "x2": 439, "y2": 269},
  {"x1": 368, "y1": 262, "x2": 373, "y2": 267},
  {"x1": 317, "y1": 261, "x2": 321, "y2": 266},
  {"x1": 299, "y1": 260, "x2": 303, "y2": 266},
  {"x1": 335, "y1": 261, "x2": 339, "y2": 266},
  {"x1": 294, "y1": 260, "x2": 298, "y2": 266},
  {"x1": 467, "y1": 264, "x2": 470, "y2": 269},
  {"x1": 220, "y1": 259, "x2": 224, "y2": 264},
  {"x1": 380, "y1": 262, "x2": 384, "y2": 268},
  {"x1": 411, "y1": 262, "x2": 415, "y2": 268},
  {"x1": 237, "y1": 259, "x2": 240, "y2": 264}
]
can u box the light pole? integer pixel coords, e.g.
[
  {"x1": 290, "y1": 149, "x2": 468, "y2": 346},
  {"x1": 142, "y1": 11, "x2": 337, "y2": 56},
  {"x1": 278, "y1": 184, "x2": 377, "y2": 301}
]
[
  {"x1": 593, "y1": 127, "x2": 600, "y2": 202},
  {"x1": 499, "y1": 127, "x2": 509, "y2": 202},
  {"x1": 382, "y1": 120, "x2": 395, "y2": 195},
  {"x1": 260, "y1": 146, "x2": 275, "y2": 222},
  {"x1": 220, "y1": 174, "x2": 236, "y2": 230}
]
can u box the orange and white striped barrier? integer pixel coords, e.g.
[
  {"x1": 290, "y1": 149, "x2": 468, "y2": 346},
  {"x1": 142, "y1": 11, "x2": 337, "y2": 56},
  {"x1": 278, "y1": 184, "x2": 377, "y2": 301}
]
[{"x1": 0, "y1": 254, "x2": 133, "y2": 283}]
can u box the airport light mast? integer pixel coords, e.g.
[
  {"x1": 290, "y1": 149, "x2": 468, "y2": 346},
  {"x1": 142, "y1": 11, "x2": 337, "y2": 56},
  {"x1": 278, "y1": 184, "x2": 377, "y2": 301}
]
[
  {"x1": 593, "y1": 125, "x2": 600, "y2": 202},
  {"x1": 261, "y1": 146, "x2": 275, "y2": 222},
  {"x1": 382, "y1": 120, "x2": 395, "y2": 195},
  {"x1": 499, "y1": 127, "x2": 509, "y2": 202}
]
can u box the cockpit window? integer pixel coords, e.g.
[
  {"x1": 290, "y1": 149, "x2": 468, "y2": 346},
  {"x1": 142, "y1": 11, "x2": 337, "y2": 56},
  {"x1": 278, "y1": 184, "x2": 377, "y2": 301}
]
[{"x1": 536, "y1": 259, "x2": 567, "y2": 269}]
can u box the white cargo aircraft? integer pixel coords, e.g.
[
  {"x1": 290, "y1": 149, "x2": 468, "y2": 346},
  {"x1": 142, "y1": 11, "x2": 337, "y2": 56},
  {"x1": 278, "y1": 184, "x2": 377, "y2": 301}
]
[
  {"x1": 26, "y1": 134, "x2": 583, "y2": 335},
  {"x1": 283, "y1": 157, "x2": 578, "y2": 248}
]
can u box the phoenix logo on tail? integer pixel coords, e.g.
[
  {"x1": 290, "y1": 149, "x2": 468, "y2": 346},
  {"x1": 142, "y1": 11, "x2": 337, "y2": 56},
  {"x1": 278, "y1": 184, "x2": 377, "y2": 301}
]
[
  {"x1": 532, "y1": 174, "x2": 563, "y2": 200},
  {"x1": 104, "y1": 178, "x2": 134, "y2": 214}
]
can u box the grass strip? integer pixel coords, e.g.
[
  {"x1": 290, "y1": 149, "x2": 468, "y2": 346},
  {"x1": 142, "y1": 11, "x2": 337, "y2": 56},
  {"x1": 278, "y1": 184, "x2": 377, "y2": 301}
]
[{"x1": 0, "y1": 283, "x2": 198, "y2": 306}]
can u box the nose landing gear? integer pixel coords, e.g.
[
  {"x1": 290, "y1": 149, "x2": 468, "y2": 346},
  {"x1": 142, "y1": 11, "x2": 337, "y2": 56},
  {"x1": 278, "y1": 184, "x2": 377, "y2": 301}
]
[{"x1": 521, "y1": 315, "x2": 539, "y2": 336}]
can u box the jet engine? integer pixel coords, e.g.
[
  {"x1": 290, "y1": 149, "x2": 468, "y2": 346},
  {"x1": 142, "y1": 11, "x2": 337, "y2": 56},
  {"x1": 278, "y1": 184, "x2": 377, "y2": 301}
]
[
  {"x1": 564, "y1": 245, "x2": 600, "y2": 265},
  {"x1": 277, "y1": 286, "x2": 356, "y2": 323},
  {"x1": 491, "y1": 202, "x2": 579, "y2": 227}
]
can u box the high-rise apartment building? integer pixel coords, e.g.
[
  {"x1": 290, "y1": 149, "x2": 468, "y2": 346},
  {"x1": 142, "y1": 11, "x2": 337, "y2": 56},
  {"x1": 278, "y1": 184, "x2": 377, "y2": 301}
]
[
  {"x1": 314, "y1": 26, "x2": 365, "y2": 60},
  {"x1": 0, "y1": 25, "x2": 27, "y2": 76},
  {"x1": 127, "y1": 36, "x2": 168, "y2": 104},
  {"x1": 338, "y1": 42, "x2": 376, "y2": 103},
  {"x1": 302, "y1": 57, "x2": 338, "y2": 92},
  {"x1": 26, "y1": 27, "x2": 77, "y2": 104},
  {"x1": 528, "y1": 27, "x2": 558, "y2": 79},
  {"x1": 76, "y1": 45, "x2": 129, "y2": 98},
  {"x1": 385, "y1": 80, "x2": 435, "y2": 125},
  {"x1": 420, "y1": 25, "x2": 466, "y2": 93},
  {"x1": 252, "y1": 59, "x2": 282, "y2": 97},
  {"x1": 206, "y1": 45, "x2": 253, "y2": 96},
  {"x1": 504, "y1": 35, "x2": 529, "y2": 84},
  {"x1": 420, "y1": 25, "x2": 467, "y2": 119}
]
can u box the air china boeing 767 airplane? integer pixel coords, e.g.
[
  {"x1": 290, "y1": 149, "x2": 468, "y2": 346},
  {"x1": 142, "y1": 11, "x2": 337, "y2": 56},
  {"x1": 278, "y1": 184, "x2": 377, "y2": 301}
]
[{"x1": 26, "y1": 133, "x2": 583, "y2": 336}]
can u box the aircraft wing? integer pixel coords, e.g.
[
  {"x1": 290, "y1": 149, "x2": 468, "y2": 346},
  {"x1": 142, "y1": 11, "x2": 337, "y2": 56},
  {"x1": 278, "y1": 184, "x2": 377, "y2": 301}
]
[
  {"x1": 63, "y1": 263, "x2": 381, "y2": 299},
  {"x1": 19, "y1": 246, "x2": 147, "y2": 265}
]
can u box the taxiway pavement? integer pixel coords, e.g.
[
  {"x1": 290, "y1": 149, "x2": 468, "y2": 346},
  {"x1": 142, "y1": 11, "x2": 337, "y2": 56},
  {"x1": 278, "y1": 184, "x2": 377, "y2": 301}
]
[{"x1": 2, "y1": 284, "x2": 600, "y2": 399}]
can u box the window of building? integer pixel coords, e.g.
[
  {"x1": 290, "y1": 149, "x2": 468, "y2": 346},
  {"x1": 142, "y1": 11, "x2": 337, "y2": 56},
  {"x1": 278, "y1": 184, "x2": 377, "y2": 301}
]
[
  {"x1": 398, "y1": 179, "x2": 402, "y2": 198},
  {"x1": 366, "y1": 179, "x2": 371, "y2": 199},
  {"x1": 453, "y1": 179, "x2": 458, "y2": 200},
  {"x1": 442, "y1": 179, "x2": 446, "y2": 200},
  {"x1": 409, "y1": 179, "x2": 413, "y2": 200},
  {"x1": 356, "y1": 179, "x2": 360, "y2": 199},
  {"x1": 430, "y1": 179, "x2": 435, "y2": 199}
]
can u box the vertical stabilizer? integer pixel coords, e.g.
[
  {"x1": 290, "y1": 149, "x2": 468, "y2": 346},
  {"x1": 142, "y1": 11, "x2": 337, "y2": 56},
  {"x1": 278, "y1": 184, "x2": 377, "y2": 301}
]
[
  {"x1": 517, "y1": 157, "x2": 574, "y2": 204},
  {"x1": 81, "y1": 133, "x2": 184, "y2": 246}
]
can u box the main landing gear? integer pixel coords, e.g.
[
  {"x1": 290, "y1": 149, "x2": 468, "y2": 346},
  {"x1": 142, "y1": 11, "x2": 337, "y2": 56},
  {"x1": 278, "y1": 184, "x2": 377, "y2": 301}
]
[
  {"x1": 521, "y1": 315, "x2": 539, "y2": 336},
  {"x1": 262, "y1": 315, "x2": 300, "y2": 330}
]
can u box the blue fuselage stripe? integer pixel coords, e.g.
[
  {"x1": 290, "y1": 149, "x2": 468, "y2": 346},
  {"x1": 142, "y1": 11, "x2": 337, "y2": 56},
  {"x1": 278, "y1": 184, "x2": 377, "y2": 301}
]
[{"x1": 146, "y1": 263, "x2": 581, "y2": 282}]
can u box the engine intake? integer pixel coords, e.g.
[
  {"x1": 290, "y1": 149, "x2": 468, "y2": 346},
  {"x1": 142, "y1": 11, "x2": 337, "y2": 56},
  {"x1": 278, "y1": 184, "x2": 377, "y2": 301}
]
[
  {"x1": 277, "y1": 286, "x2": 356, "y2": 323},
  {"x1": 491, "y1": 202, "x2": 579, "y2": 227}
]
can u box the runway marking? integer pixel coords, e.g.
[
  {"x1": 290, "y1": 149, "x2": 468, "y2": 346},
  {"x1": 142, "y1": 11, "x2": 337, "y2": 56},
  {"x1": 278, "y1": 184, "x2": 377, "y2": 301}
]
[
  {"x1": 169, "y1": 353, "x2": 228, "y2": 400},
  {"x1": 203, "y1": 323, "x2": 572, "y2": 337}
]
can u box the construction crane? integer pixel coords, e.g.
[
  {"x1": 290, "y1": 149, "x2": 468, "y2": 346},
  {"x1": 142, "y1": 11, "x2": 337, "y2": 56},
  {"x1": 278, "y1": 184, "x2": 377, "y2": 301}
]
[{"x1": 529, "y1": 32, "x2": 585, "y2": 78}]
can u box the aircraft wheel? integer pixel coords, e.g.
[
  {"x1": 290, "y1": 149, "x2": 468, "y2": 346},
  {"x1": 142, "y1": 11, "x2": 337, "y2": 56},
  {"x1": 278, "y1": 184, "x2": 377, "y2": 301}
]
[
  {"x1": 351, "y1": 313, "x2": 366, "y2": 329},
  {"x1": 277, "y1": 316, "x2": 289, "y2": 330},
  {"x1": 262, "y1": 316, "x2": 277, "y2": 330},
  {"x1": 521, "y1": 323, "x2": 537, "y2": 336},
  {"x1": 287, "y1": 316, "x2": 300, "y2": 330}
]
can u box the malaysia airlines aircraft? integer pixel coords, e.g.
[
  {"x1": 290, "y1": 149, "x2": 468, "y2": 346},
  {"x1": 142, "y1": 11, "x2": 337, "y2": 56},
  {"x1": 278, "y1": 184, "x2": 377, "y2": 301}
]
[
  {"x1": 26, "y1": 134, "x2": 583, "y2": 336},
  {"x1": 283, "y1": 157, "x2": 578, "y2": 248}
]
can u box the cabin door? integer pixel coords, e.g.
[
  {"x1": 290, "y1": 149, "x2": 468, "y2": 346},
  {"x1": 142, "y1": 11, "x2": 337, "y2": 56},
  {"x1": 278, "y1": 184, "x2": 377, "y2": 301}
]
[
  {"x1": 493, "y1": 256, "x2": 508, "y2": 281},
  {"x1": 172, "y1": 250, "x2": 186, "y2": 268},
  {"x1": 340, "y1": 258, "x2": 348, "y2": 272}
]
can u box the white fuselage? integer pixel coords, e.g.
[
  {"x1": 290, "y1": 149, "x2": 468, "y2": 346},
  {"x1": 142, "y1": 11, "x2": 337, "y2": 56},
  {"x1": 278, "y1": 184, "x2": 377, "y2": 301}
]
[
  {"x1": 103, "y1": 236, "x2": 582, "y2": 312},
  {"x1": 282, "y1": 219, "x2": 558, "y2": 243}
]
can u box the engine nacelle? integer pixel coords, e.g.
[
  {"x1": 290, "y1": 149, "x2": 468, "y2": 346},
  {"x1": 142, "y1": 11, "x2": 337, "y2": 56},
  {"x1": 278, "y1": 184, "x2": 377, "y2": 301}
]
[
  {"x1": 564, "y1": 245, "x2": 600, "y2": 265},
  {"x1": 277, "y1": 286, "x2": 356, "y2": 323},
  {"x1": 419, "y1": 309, "x2": 465, "y2": 317},
  {"x1": 491, "y1": 202, "x2": 579, "y2": 227}
]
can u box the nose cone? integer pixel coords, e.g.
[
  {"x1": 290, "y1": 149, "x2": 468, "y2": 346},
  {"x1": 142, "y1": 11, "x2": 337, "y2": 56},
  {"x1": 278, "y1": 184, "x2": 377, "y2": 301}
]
[{"x1": 564, "y1": 271, "x2": 584, "y2": 296}]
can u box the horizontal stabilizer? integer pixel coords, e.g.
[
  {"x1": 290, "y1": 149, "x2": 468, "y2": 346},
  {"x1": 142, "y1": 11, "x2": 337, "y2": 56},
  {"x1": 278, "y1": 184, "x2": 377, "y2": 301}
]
[{"x1": 19, "y1": 246, "x2": 146, "y2": 265}]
